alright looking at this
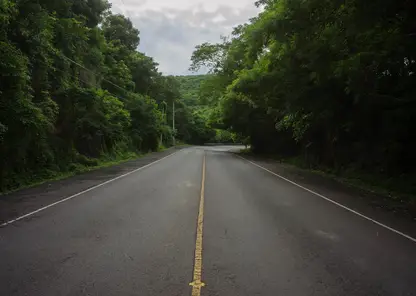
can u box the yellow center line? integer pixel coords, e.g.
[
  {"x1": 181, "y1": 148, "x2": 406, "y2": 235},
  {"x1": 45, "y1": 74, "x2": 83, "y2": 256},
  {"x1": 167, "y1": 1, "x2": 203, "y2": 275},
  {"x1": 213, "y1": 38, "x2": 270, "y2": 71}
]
[{"x1": 189, "y1": 154, "x2": 206, "y2": 296}]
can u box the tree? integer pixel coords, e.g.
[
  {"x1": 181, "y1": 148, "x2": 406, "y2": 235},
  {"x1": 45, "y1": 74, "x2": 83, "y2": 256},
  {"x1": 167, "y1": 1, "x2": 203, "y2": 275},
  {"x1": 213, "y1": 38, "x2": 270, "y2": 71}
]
[
  {"x1": 190, "y1": 0, "x2": 416, "y2": 183},
  {"x1": 102, "y1": 14, "x2": 139, "y2": 51},
  {"x1": 0, "y1": 1, "x2": 182, "y2": 191}
]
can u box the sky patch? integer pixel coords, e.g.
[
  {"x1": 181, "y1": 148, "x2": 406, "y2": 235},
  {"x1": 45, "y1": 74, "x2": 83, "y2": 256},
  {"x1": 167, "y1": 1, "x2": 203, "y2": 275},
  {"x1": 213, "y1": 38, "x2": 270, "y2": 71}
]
[{"x1": 110, "y1": 0, "x2": 260, "y2": 75}]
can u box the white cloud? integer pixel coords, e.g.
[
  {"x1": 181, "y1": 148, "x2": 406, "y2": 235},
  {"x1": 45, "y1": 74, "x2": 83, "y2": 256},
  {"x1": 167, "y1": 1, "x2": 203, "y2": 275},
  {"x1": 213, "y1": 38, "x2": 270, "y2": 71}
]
[
  {"x1": 110, "y1": 0, "x2": 260, "y2": 75},
  {"x1": 117, "y1": 0, "x2": 255, "y2": 13}
]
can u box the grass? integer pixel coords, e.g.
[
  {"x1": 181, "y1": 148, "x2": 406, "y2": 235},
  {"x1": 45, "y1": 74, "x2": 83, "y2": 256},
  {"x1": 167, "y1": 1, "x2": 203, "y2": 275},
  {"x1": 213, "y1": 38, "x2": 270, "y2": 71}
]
[
  {"x1": 174, "y1": 141, "x2": 191, "y2": 147},
  {"x1": 288, "y1": 158, "x2": 415, "y2": 204},
  {"x1": 0, "y1": 143, "x2": 191, "y2": 196},
  {"x1": 0, "y1": 150, "x2": 147, "y2": 196}
]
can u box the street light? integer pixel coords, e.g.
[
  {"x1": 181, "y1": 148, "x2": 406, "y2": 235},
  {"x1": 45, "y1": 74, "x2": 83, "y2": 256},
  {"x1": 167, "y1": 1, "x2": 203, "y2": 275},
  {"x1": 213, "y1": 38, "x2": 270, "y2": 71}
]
[
  {"x1": 160, "y1": 101, "x2": 167, "y2": 145},
  {"x1": 172, "y1": 100, "x2": 175, "y2": 146}
]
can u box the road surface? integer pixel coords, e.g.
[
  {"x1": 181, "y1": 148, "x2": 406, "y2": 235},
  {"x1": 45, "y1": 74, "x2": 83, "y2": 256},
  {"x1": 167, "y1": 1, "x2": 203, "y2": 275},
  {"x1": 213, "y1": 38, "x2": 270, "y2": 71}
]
[{"x1": 0, "y1": 146, "x2": 415, "y2": 296}]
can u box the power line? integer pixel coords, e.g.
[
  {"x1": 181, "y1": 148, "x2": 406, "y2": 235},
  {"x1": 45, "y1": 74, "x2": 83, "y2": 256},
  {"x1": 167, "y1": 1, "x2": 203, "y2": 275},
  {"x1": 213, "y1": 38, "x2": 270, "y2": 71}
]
[
  {"x1": 13, "y1": 19, "x2": 134, "y2": 98},
  {"x1": 37, "y1": 58, "x2": 132, "y2": 102},
  {"x1": 13, "y1": 17, "x2": 174, "y2": 126},
  {"x1": 55, "y1": 51, "x2": 130, "y2": 94},
  {"x1": 40, "y1": 59, "x2": 96, "y2": 89}
]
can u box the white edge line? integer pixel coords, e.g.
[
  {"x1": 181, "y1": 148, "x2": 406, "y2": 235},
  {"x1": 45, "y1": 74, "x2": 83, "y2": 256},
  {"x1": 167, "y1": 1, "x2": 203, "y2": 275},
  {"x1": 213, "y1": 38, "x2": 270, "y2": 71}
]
[
  {"x1": 236, "y1": 154, "x2": 416, "y2": 244},
  {"x1": 1, "y1": 151, "x2": 179, "y2": 228}
]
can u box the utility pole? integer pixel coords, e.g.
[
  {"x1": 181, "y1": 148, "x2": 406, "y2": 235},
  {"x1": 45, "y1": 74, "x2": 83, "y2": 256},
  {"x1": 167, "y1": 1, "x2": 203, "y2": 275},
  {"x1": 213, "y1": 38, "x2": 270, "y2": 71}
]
[{"x1": 172, "y1": 100, "x2": 175, "y2": 146}]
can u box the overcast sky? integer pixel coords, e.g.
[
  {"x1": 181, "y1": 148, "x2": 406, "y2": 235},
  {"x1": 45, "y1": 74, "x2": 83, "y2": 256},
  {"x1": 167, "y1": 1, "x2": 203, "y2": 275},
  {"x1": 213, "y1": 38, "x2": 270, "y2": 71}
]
[{"x1": 110, "y1": 0, "x2": 260, "y2": 75}]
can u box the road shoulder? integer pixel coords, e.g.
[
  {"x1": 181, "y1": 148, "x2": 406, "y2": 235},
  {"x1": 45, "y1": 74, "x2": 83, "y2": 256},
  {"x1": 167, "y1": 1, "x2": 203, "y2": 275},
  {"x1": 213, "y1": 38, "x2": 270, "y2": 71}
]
[
  {"x1": 236, "y1": 153, "x2": 416, "y2": 240},
  {"x1": 0, "y1": 147, "x2": 184, "y2": 225}
]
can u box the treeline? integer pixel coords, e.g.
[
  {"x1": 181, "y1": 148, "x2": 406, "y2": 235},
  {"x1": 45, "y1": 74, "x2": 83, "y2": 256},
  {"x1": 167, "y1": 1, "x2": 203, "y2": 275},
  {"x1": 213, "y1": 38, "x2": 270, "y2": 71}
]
[
  {"x1": 175, "y1": 75, "x2": 207, "y2": 106},
  {"x1": 191, "y1": 0, "x2": 416, "y2": 187},
  {"x1": 0, "y1": 0, "x2": 200, "y2": 191},
  {"x1": 175, "y1": 75, "x2": 240, "y2": 145}
]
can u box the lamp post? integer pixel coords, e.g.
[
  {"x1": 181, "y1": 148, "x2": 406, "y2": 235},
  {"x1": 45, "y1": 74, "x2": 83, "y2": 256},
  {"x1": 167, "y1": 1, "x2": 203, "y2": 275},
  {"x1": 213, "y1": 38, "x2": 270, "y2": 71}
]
[
  {"x1": 172, "y1": 100, "x2": 175, "y2": 146},
  {"x1": 160, "y1": 101, "x2": 167, "y2": 145}
]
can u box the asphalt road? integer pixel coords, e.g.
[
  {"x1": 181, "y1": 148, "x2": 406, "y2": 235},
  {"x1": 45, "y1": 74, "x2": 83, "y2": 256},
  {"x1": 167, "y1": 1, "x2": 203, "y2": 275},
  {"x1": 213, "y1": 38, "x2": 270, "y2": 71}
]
[{"x1": 1, "y1": 147, "x2": 415, "y2": 296}]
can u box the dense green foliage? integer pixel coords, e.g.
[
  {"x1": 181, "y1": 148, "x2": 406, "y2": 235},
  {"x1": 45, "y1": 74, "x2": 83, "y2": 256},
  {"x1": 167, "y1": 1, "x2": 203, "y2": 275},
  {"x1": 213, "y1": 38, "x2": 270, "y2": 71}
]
[
  {"x1": 0, "y1": 0, "x2": 201, "y2": 191},
  {"x1": 5, "y1": 0, "x2": 413, "y2": 194},
  {"x1": 175, "y1": 75, "x2": 207, "y2": 106},
  {"x1": 175, "y1": 75, "x2": 239, "y2": 144},
  {"x1": 191, "y1": 0, "x2": 416, "y2": 190}
]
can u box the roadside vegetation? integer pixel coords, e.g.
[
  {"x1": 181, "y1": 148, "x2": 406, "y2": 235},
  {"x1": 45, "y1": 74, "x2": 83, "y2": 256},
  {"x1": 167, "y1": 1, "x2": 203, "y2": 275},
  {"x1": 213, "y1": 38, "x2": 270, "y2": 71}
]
[
  {"x1": 0, "y1": 0, "x2": 240, "y2": 192},
  {"x1": 0, "y1": 0, "x2": 223, "y2": 192},
  {"x1": 2, "y1": 0, "x2": 414, "y2": 202},
  {"x1": 189, "y1": 0, "x2": 416, "y2": 202},
  {"x1": 175, "y1": 75, "x2": 241, "y2": 145}
]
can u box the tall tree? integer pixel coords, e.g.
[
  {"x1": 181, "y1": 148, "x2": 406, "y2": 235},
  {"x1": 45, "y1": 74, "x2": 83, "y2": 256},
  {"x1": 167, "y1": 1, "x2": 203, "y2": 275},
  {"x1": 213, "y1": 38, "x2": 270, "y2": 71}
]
[{"x1": 191, "y1": 0, "x2": 416, "y2": 182}]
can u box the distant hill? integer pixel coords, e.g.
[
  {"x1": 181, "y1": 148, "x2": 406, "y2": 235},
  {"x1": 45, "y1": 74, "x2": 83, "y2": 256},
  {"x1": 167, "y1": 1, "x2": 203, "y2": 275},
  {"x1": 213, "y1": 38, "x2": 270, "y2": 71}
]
[{"x1": 175, "y1": 75, "x2": 209, "y2": 106}]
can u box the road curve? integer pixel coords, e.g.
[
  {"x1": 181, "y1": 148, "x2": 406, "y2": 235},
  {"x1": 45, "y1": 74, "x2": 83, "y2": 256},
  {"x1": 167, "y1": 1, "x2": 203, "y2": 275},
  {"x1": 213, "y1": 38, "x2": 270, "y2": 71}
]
[{"x1": 0, "y1": 147, "x2": 415, "y2": 296}]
